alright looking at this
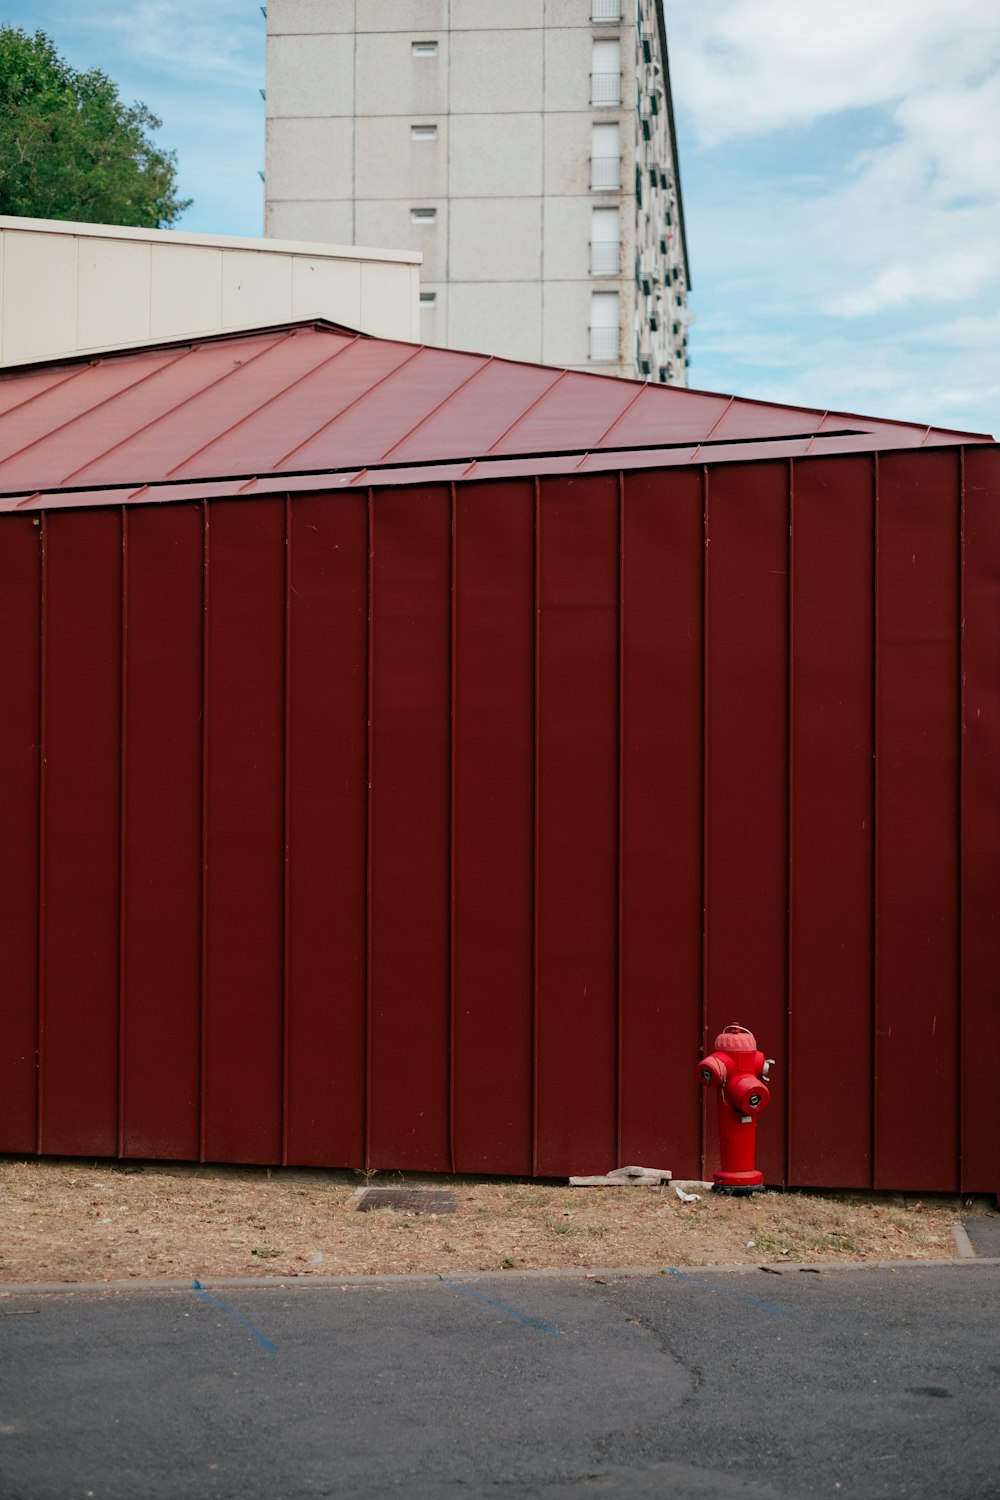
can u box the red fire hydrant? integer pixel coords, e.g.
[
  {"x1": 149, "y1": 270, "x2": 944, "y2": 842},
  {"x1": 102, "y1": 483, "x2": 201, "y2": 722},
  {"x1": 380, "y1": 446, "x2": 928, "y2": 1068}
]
[{"x1": 697, "y1": 1024, "x2": 774, "y2": 1194}]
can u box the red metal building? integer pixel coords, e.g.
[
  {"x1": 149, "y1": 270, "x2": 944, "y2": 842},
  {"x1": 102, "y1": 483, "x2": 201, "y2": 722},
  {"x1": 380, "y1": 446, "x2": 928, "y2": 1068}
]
[{"x1": 1, "y1": 320, "x2": 997, "y2": 1192}]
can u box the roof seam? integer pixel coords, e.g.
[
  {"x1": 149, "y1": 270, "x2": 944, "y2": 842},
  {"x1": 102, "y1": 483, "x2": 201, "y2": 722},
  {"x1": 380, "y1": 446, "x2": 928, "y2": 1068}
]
[
  {"x1": 483, "y1": 368, "x2": 569, "y2": 455},
  {"x1": 377, "y1": 355, "x2": 496, "y2": 461},
  {"x1": 162, "y1": 334, "x2": 363, "y2": 478},
  {"x1": 0, "y1": 343, "x2": 201, "y2": 479},
  {"x1": 56, "y1": 329, "x2": 299, "y2": 486},
  {"x1": 0, "y1": 357, "x2": 100, "y2": 428},
  {"x1": 272, "y1": 344, "x2": 425, "y2": 469},
  {"x1": 702, "y1": 395, "x2": 736, "y2": 442},
  {"x1": 590, "y1": 379, "x2": 655, "y2": 448}
]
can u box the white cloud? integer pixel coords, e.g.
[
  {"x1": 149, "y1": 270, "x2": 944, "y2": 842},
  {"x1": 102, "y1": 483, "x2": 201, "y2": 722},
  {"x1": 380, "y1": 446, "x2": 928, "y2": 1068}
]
[
  {"x1": 916, "y1": 310, "x2": 1000, "y2": 349},
  {"x1": 895, "y1": 74, "x2": 1000, "y2": 201},
  {"x1": 670, "y1": 0, "x2": 1000, "y2": 315},
  {"x1": 74, "y1": 0, "x2": 262, "y2": 84},
  {"x1": 668, "y1": 0, "x2": 1000, "y2": 146},
  {"x1": 829, "y1": 245, "x2": 998, "y2": 318}
]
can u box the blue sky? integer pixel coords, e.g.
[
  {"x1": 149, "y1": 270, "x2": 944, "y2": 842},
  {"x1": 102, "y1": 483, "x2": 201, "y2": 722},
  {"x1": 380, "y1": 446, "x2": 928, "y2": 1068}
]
[{"x1": 2, "y1": 0, "x2": 998, "y2": 437}]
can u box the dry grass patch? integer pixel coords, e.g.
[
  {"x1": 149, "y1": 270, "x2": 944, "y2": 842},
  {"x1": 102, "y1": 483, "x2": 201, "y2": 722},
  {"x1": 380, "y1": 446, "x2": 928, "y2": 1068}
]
[{"x1": 0, "y1": 1158, "x2": 986, "y2": 1285}]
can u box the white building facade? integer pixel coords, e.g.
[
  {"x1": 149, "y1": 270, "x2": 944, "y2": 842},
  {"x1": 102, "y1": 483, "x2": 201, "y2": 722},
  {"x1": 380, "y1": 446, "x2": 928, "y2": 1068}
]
[{"x1": 264, "y1": 0, "x2": 691, "y2": 382}]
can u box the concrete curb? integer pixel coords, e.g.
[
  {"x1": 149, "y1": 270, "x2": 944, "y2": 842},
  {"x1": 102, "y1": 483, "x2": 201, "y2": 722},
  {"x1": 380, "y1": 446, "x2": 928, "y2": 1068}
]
[{"x1": 3, "y1": 1256, "x2": 1000, "y2": 1298}]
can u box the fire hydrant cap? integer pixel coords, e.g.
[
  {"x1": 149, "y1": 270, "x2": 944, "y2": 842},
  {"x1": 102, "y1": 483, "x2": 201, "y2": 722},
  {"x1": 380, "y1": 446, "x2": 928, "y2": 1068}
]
[{"x1": 713, "y1": 1024, "x2": 757, "y2": 1052}]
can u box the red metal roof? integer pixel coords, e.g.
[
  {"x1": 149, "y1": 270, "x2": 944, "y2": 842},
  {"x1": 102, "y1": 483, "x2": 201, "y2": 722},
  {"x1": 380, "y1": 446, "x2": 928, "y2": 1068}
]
[{"x1": 0, "y1": 320, "x2": 992, "y2": 512}]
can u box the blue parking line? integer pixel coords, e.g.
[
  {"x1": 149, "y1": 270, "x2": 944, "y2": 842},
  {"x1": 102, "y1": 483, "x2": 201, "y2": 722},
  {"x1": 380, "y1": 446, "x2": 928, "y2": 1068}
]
[
  {"x1": 192, "y1": 1280, "x2": 280, "y2": 1351},
  {"x1": 438, "y1": 1276, "x2": 563, "y2": 1335},
  {"x1": 666, "y1": 1266, "x2": 792, "y2": 1317}
]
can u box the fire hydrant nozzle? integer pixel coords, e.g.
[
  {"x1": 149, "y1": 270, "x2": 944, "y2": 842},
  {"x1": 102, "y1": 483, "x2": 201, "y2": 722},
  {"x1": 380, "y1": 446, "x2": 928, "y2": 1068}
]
[{"x1": 697, "y1": 1023, "x2": 772, "y2": 1194}]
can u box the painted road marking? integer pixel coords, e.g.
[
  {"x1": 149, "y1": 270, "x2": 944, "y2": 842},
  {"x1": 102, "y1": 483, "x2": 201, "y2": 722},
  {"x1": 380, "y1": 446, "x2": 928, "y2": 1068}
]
[
  {"x1": 438, "y1": 1277, "x2": 563, "y2": 1335},
  {"x1": 191, "y1": 1281, "x2": 279, "y2": 1352},
  {"x1": 666, "y1": 1266, "x2": 792, "y2": 1317}
]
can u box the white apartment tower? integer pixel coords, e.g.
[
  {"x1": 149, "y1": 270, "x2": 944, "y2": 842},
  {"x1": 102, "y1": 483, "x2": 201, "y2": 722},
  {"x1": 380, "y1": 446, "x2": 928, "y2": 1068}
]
[{"x1": 264, "y1": 0, "x2": 691, "y2": 382}]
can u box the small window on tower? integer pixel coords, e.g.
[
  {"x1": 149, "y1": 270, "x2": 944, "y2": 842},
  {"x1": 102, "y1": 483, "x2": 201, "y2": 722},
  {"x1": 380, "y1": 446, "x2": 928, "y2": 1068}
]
[
  {"x1": 590, "y1": 291, "x2": 619, "y2": 361},
  {"x1": 412, "y1": 40, "x2": 438, "y2": 56},
  {"x1": 411, "y1": 124, "x2": 438, "y2": 141},
  {"x1": 591, "y1": 39, "x2": 621, "y2": 106},
  {"x1": 590, "y1": 207, "x2": 620, "y2": 276},
  {"x1": 590, "y1": 122, "x2": 621, "y2": 190},
  {"x1": 411, "y1": 207, "x2": 438, "y2": 224}
]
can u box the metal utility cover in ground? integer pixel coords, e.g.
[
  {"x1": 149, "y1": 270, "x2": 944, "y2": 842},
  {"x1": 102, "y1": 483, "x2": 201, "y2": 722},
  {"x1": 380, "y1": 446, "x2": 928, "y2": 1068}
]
[
  {"x1": 354, "y1": 1189, "x2": 457, "y2": 1214},
  {"x1": 0, "y1": 319, "x2": 997, "y2": 1197}
]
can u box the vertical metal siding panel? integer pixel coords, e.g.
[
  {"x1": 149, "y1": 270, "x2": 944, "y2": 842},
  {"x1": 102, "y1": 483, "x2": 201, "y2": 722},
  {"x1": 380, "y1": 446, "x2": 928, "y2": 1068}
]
[
  {"x1": 118, "y1": 511, "x2": 128, "y2": 1157},
  {"x1": 40, "y1": 509, "x2": 122, "y2": 1156},
  {"x1": 285, "y1": 491, "x2": 368, "y2": 1168},
  {"x1": 0, "y1": 516, "x2": 41, "y2": 1151},
  {"x1": 120, "y1": 504, "x2": 203, "y2": 1159},
  {"x1": 365, "y1": 494, "x2": 374, "y2": 1170},
  {"x1": 203, "y1": 498, "x2": 285, "y2": 1165},
  {"x1": 451, "y1": 480, "x2": 535, "y2": 1174},
  {"x1": 618, "y1": 468, "x2": 704, "y2": 1173},
  {"x1": 369, "y1": 485, "x2": 451, "y2": 1171},
  {"x1": 788, "y1": 456, "x2": 875, "y2": 1187},
  {"x1": 704, "y1": 462, "x2": 789, "y2": 1185},
  {"x1": 449, "y1": 485, "x2": 458, "y2": 1174},
  {"x1": 532, "y1": 483, "x2": 542, "y2": 1175},
  {"x1": 875, "y1": 449, "x2": 960, "y2": 1190},
  {"x1": 959, "y1": 447, "x2": 1000, "y2": 1192},
  {"x1": 873, "y1": 459, "x2": 881, "y2": 1182},
  {"x1": 199, "y1": 503, "x2": 211, "y2": 1159},
  {"x1": 38, "y1": 515, "x2": 49, "y2": 1155},
  {"x1": 699, "y1": 469, "x2": 710, "y2": 1178},
  {"x1": 283, "y1": 500, "x2": 292, "y2": 1166},
  {"x1": 535, "y1": 473, "x2": 619, "y2": 1176}
]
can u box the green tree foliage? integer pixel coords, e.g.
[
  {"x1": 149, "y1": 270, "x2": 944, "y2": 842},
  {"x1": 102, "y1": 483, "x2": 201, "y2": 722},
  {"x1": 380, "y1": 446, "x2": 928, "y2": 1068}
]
[{"x1": 0, "y1": 27, "x2": 191, "y2": 228}]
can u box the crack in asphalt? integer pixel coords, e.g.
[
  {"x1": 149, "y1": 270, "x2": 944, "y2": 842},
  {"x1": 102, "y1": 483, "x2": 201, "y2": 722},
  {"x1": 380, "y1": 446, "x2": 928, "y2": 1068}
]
[{"x1": 585, "y1": 1279, "x2": 704, "y2": 1407}]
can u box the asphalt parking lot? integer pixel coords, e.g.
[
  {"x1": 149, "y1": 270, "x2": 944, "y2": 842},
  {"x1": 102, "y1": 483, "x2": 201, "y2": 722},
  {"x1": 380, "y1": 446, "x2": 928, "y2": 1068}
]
[{"x1": 1, "y1": 1261, "x2": 997, "y2": 1499}]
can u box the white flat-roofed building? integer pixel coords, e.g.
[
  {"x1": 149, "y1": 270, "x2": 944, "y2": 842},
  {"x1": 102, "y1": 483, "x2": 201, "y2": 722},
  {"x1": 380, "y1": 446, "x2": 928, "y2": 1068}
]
[
  {"x1": 264, "y1": 0, "x2": 691, "y2": 383},
  {"x1": 0, "y1": 216, "x2": 420, "y2": 367}
]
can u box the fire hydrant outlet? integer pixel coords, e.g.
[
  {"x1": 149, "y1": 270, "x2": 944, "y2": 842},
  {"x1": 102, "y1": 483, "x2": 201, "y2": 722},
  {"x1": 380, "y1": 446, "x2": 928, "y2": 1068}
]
[
  {"x1": 728, "y1": 1074, "x2": 769, "y2": 1115},
  {"x1": 698, "y1": 1055, "x2": 728, "y2": 1088}
]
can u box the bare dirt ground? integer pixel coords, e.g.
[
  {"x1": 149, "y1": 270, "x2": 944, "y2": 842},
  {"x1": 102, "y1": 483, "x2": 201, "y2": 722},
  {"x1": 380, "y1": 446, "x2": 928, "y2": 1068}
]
[{"x1": 0, "y1": 1158, "x2": 991, "y2": 1284}]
